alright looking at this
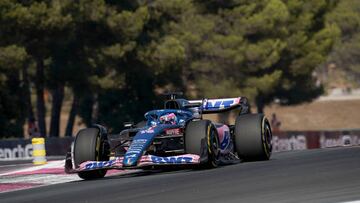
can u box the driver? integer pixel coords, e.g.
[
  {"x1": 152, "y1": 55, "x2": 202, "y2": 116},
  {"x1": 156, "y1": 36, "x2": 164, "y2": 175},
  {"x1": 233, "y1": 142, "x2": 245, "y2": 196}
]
[{"x1": 159, "y1": 113, "x2": 178, "y2": 125}]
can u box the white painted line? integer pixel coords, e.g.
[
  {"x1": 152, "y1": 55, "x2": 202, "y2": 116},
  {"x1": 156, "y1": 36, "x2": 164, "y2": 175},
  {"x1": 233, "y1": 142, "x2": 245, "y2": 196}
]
[
  {"x1": 0, "y1": 158, "x2": 33, "y2": 161},
  {"x1": 0, "y1": 160, "x2": 64, "y2": 176},
  {"x1": 0, "y1": 164, "x2": 31, "y2": 168},
  {"x1": 0, "y1": 174, "x2": 81, "y2": 184}
]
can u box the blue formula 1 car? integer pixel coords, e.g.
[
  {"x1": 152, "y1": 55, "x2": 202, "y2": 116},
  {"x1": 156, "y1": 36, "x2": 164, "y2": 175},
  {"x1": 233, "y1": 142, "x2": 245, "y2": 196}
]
[{"x1": 65, "y1": 93, "x2": 273, "y2": 180}]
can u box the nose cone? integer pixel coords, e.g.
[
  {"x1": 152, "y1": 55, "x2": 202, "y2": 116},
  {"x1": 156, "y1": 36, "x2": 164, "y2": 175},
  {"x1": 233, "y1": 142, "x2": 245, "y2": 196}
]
[
  {"x1": 123, "y1": 156, "x2": 138, "y2": 167},
  {"x1": 122, "y1": 126, "x2": 162, "y2": 167}
]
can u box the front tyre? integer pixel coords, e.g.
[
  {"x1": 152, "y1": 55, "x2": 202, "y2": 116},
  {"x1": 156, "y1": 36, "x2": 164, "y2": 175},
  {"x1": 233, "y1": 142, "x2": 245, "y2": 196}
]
[
  {"x1": 234, "y1": 114, "x2": 272, "y2": 161},
  {"x1": 185, "y1": 120, "x2": 220, "y2": 168},
  {"x1": 74, "y1": 128, "x2": 109, "y2": 180}
]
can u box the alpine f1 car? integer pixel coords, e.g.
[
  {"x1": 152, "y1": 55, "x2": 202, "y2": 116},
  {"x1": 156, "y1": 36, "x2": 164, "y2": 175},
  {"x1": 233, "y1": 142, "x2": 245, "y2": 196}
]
[{"x1": 65, "y1": 93, "x2": 273, "y2": 180}]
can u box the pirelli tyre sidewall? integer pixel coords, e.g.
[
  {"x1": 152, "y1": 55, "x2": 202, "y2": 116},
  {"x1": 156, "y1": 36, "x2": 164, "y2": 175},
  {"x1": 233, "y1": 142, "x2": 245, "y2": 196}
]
[
  {"x1": 73, "y1": 127, "x2": 109, "y2": 180},
  {"x1": 234, "y1": 114, "x2": 272, "y2": 161},
  {"x1": 185, "y1": 120, "x2": 220, "y2": 168}
]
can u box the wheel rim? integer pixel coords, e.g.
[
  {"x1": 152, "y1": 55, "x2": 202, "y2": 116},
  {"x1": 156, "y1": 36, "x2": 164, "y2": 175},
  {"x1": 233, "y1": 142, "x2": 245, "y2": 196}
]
[{"x1": 264, "y1": 122, "x2": 272, "y2": 153}]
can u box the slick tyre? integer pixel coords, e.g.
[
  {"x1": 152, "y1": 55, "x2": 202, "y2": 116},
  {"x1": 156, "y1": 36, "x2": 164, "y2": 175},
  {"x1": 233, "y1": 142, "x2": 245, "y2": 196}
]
[
  {"x1": 185, "y1": 120, "x2": 220, "y2": 168},
  {"x1": 74, "y1": 128, "x2": 109, "y2": 180},
  {"x1": 234, "y1": 114, "x2": 272, "y2": 161}
]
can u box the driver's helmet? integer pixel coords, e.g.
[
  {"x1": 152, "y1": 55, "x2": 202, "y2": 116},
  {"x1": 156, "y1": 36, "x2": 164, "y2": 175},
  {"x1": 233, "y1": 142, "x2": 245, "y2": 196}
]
[{"x1": 159, "y1": 113, "x2": 177, "y2": 125}]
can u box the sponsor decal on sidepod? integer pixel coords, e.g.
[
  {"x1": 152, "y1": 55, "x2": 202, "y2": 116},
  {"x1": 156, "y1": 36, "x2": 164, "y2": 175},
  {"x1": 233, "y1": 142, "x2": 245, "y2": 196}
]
[{"x1": 165, "y1": 128, "x2": 181, "y2": 135}]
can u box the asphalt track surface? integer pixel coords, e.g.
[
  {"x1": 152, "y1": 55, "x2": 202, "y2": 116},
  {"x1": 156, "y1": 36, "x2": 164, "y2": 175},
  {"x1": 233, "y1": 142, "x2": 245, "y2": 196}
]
[{"x1": 1, "y1": 147, "x2": 360, "y2": 203}]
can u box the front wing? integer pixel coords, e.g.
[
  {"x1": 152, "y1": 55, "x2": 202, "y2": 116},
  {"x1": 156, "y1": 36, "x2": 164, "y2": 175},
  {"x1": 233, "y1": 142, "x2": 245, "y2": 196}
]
[{"x1": 65, "y1": 154, "x2": 200, "y2": 173}]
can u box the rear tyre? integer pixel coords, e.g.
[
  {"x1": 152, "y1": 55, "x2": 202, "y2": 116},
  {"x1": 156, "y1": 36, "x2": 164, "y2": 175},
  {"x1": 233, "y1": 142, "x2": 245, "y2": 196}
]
[
  {"x1": 185, "y1": 120, "x2": 220, "y2": 168},
  {"x1": 234, "y1": 114, "x2": 272, "y2": 161},
  {"x1": 74, "y1": 128, "x2": 109, "y2": 180}
]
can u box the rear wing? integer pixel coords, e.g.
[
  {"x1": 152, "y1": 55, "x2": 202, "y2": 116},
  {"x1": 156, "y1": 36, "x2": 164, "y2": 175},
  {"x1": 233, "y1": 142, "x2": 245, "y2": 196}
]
[{"x1": 188, "y1": 97, "x2": 248, "y2": 114}]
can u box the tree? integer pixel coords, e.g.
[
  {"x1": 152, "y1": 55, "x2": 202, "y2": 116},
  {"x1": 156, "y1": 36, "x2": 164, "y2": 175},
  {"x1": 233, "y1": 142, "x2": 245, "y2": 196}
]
[
  {"x1": 171, "y1": 0, "x2": 340, "y2": 112},
  {"x1": 1, "y1": 0, "x2": 72, "y2": 137},
  {"x1": 326, "y1": 0, "x2": 360, "y2": 84},
  {"x1": 0, "y1": 45, "x2": 28, "y2": 137},
  {"x1": 0, "y1": 0, "x2": 344, "y2": 138}
]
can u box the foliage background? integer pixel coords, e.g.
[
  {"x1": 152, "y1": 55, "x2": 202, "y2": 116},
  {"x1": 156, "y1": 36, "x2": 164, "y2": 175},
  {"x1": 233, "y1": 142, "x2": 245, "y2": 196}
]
[{"x1": 0, "y1": 0, "x2": 357, "y2": 137}]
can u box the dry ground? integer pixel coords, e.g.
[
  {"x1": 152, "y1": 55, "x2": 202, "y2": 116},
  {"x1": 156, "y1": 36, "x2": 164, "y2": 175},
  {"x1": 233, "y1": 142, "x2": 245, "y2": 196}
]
[{"x1": 264, "y1": 99, "x2": 360, "y2": 131}]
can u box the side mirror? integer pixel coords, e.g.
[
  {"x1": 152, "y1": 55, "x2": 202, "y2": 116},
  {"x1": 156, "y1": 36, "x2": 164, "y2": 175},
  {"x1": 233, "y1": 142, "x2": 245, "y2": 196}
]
[{"x1": 123, "y1": 122, "x2": 134, "y2": 128}]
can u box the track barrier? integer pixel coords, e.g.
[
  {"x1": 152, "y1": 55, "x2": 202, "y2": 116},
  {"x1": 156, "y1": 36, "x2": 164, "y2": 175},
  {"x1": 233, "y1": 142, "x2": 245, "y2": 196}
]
[
  {"x1": 0, "y1": 130, "x2": 359, "y2": 160},
  {"x1": 272, "y1": 129, "x2": 360, "y2": 152},
  {"x1": 31, "y1": 138, "x2": 47, "y2": 165}
]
